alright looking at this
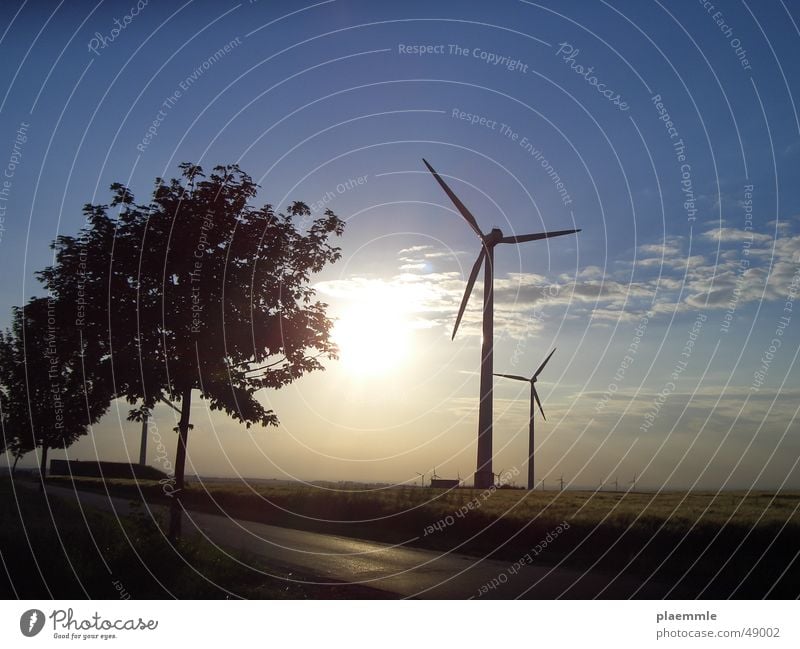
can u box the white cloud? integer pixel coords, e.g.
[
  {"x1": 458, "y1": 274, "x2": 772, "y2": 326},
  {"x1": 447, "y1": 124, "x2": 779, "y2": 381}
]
[
  {"x1": 702, "y1": 227, "x2": 774, "y2": 244},
  {"x1": 317, "y1": 227, "x2": 800, "y2": 340}
]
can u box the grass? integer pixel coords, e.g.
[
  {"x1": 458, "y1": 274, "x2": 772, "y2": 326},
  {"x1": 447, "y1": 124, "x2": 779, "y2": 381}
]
[
  {"x1": 0, "y1": 475, "x2": 393, "y2": 599},
  {"x1": 44, "y1": 476, "x2": 800, "y2": 598}
]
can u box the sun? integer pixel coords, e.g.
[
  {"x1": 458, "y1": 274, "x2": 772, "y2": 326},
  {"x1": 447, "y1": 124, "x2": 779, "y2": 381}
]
[{"x1": 331, "y1": 286, "x2": 415, "y2": 377}]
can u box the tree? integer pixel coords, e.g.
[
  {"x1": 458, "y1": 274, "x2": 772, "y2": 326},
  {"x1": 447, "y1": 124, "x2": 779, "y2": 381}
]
[
  {"x1": 0, "y1": 371, "x2": 14, "y2": 473},
  {"x1": 0, "y1": 297, "x2": 111, "y2": 486},
  {"x1": 7, "y1": 440, "x2": 31, "y2": 478},
  {"x1": 0, "y1": 374, "x2": 35, "y2": 479},
  {"x1": 38, "y1": 164, "x2": 345, "y2": 538}
]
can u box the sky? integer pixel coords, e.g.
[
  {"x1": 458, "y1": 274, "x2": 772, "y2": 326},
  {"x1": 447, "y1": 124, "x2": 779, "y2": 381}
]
[{"x1": 1, "y1": 0, "x2": 799, "y2": 490}]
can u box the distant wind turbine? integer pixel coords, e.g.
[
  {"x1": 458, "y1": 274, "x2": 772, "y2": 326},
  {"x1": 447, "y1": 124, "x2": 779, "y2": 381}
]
[
  {"x1": 416, "y1": 471, "x2": 426, "y2": 487},
  {"x1": 494, "y1": 348, "x2": 556, "y2": 491},
  {"x1": 423, "y1": 159, "x2": 580, "y2": 489}
]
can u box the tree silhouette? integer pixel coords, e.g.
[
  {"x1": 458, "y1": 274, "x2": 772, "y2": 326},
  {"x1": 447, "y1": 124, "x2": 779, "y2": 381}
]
[
  {"x1": 0, "y1": 390, "x2": 36, "y2": 478},
  {"x1": 38, "y1": 163, "x2": 345, "y2": 537},
  {"x1": 0, "y1": 297, "x2": 110, "y2": 486},
  {"x1": 0, "y1": 370, "x2": 15, "y2": 473}
]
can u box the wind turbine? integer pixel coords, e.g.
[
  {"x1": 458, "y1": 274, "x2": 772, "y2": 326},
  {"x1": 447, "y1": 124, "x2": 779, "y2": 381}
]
[
  {"x1": 416, "y1": 471, "x2": 426, "y2": 487},
  {"x1": 423, "y1": 159, "x2": 580, "y2": 489},
  {"x1": 494, "y1": 348, "x2": 556, "y2": 491}
]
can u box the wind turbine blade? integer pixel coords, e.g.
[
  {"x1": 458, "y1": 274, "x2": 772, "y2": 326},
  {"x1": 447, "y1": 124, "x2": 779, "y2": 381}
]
[
  {"x1": 533, "y1": 387, "x2": 546, "y2": 421},
  {"x1": 533, "y1": 348, "x2": 557, "y2": 379},
  {"x1": 452, "y1": 248, "x2": 485, "y2": 340},
  {"x1": 499, "y1": 229, "x2": 581, "y2": 244},
  {"x1": 493, "y1": 373, "x2": 529, "y2": 382},
  {"x1": 422, "y1": 159, "x2": 485, "y2": 239}
]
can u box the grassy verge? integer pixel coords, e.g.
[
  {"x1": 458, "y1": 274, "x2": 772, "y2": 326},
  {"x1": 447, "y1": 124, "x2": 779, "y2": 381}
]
[
  {"x1": 44, "y1": 476, "x2": 800, "y2": 598},
  {"x1": 0, "y1": 476, "x2": 393, "y2": 599}
]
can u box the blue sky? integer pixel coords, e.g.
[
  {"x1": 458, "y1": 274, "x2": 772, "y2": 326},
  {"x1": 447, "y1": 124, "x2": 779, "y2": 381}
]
[{"x1": 1, "y1": 0, "x2": 799, "y2": 489}]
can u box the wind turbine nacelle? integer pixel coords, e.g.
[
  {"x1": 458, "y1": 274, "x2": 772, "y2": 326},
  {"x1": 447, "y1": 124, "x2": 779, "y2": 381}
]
[{"x1": 486, "y1": 228, "x2": 503, "y2": 243}]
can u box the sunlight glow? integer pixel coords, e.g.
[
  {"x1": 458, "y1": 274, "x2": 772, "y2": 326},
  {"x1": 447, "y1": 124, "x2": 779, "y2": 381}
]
[{"x1": 331, "y1": 283, "x2": 421, "y2": 376}]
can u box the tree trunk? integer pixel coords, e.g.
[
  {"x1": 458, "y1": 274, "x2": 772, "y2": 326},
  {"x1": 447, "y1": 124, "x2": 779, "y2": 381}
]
[
  {"x1": 139, "y1": 411, "x2": 148, "y2": 466},
  {"x1": 38, "y1": 444, "x2": 48, "y2": 492},
  {"x1": 169, "y1": 388, "x2": 192, "y2": 541},
  {"x1": 11, "y1": 452, "x2": 21, "y2": 479}
]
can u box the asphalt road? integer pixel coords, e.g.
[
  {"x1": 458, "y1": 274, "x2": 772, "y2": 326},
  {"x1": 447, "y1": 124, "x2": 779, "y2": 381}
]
[{"x1": 41, "y1": 484, "x2": 668, "y2": 599}]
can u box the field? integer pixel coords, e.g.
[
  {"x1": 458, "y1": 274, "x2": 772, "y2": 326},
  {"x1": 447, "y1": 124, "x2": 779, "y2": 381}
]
[{"x1": 42, "y1": 476, "x2": 800, "y2": 598}]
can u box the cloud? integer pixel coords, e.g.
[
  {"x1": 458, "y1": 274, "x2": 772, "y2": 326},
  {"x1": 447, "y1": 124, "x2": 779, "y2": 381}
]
[
  {"x1": 638, "y1": 238, "x2": 683, "y2": 257},
  {"x1": 630, "y1": 228, "x2": 800, "y2": 315},
  {"x1": 702, "y1": 227, "x2": 773, "y2": 244},
  {"x1": 397, "y1": 245, "x2": 464, "y2": 265},
  {"x1": 317, "y1": 226, "x2": 800, "y2": 341},
  {"x1": 577, "y1": 265, "x2": 606, "y2": 279},
  {"x1": 397, "y1": 245, "x2": 433, "y2": 255},
  {"x1": 577, "y1": 385, "x2": 800, "y2": 430}
]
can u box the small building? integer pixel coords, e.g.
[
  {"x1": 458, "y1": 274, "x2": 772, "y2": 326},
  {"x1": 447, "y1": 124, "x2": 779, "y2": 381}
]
[
  {"x1": 429, "y1": 478, "x2": 460, "y2": 489},
  {"x1": 49, "y1": 459, "x2": 168, "y2": 481}
]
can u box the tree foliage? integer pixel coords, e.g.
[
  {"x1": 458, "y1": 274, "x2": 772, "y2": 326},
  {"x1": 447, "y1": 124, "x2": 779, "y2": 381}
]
[
  {"x1": 38, "y1": 163, "x2": 345, "y2": 535},
  {"x1": 0, "y1": 297, "x2": 111, "y2": 480}
]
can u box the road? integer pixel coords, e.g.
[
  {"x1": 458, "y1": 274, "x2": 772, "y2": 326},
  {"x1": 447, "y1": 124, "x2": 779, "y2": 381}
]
[{"x1": 41, "y1": 484, "x2": 668, "y2": 599}]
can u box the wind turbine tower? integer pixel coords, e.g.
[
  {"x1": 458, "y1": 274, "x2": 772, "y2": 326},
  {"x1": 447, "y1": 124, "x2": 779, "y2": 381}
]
[{"x1": 423, "y1": 160, "x2": 580, "y2": 489}]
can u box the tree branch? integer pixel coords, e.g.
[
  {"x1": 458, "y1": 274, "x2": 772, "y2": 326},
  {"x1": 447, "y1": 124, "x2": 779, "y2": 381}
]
[
  {"x1": 242, "y1": 356, "x2": 289, "y2": 374},
  {"x1": 159, "y1": 396, "x2": 182, "y2": 414}
]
